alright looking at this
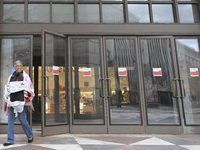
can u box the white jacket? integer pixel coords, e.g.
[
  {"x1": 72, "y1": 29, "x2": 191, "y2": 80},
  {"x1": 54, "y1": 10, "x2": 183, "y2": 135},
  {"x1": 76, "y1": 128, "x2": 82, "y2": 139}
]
[{"x1": 4, "y1": 81, "x2": 31, "y2": 116}]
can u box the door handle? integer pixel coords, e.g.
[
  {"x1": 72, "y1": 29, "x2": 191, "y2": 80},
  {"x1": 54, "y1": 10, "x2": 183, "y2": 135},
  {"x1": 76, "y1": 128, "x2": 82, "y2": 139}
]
[
  {"x1": 106, "y1": 78, "x2": 111, "y2": 97},
  {"x1": 44, "y1": 75, "x2": 50, "y2": 97},
  {"x1": 99, "y1": 78, "x2": 104, "y2": 97},
  {"x1": 179, "y1": 78, "x2": 186, "y2": 98},
  {"x1": 171, "y1": 78, "x2": 179, "y2": 98}
]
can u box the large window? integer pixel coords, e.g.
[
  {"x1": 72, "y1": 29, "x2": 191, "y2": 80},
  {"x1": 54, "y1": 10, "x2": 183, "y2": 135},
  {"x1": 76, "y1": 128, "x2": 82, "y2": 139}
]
[
  {"x1": 102, "y1": 4, "x2": 124, "y2": 23},
  {"x1": 178, "y1": 4, "x2": 200, "y2": 23},
  {"x1": 128, "y1": 4, "x2": 150, "y2": 23},
  {"x1": 3, "y1": 4, "x2": 24, "y2": 23},
  {"x1": 52, "y1": 4, "x2": 74, "y2": 23},
  {"x1": 152, "y1": 4, "x2": 174, "y2": 23},
  {"x1": 28, "y1": 4, "x2": 50, "y2": 23},
  {"x1": 1, "y1": 0, "x2": 200, "y2": 24},
  {"x1": 78, "y1": 4, "x2": 100, "y2": 23}
]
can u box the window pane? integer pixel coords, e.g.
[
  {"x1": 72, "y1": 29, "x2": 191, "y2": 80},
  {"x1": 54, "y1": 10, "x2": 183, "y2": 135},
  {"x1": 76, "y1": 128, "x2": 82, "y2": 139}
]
[
  {"x1": 152, "y1": 4, "x2": 174, "y2": 23},
  {"x1": 28, "y1": 4, "x2": 50, "y2": 23},
  {"x1": 52, "y1": 0, "x2": 74, "y2": 2},
  {"x1": 78, "y1": 4, "x2": 100, "y2": 23},
  {"x1": 102, "y1": 0, "x2": 122, "y2": 1},
  {"x1": 52, "y1": 4, "x2": 74, "y2": 23},
  {"x1": 102, "y1": 4, "x2": 124, "y2": 23},
  {"x1": 178, "y1": 0, "x2": 198, "y2": 2},
  {"x1": 3, "y1": 4, "x2": 24, "y2": 23},
  {"x1": 78, "y1": 0, "x2": 99, "y2": 1},
  {"x1": 4, "y1": 0, "x2": 24, "y2": 1},
  {"x1": 178, "y1": 4, "x2": 200, "y2": 23},
  {"x1": 175, "y1": 39, "x2": 200, "y2": 125},
  {"x1": 151, "y1": 0, "x2": 172, "y2": 1},
  {"x1": 29, "y1": 0, "x2": 50, "y2": 1},
  {"x1": 128, "y1": 4, "x2": 150, "y2": 23},
  {"x1": 129, "y1": 0, "x2": 148, "y2": 1}
]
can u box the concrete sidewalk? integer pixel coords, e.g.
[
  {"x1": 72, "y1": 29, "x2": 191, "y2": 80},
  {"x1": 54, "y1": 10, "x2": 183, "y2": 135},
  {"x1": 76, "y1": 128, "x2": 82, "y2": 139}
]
[{"x1": 1, "y1": 130, "x2": 200, "y2": 150}]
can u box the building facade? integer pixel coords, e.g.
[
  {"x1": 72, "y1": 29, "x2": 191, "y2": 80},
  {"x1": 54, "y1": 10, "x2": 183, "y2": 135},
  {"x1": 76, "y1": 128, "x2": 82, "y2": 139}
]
[{"x1": 0, "y1": 0, "x2": 200, "y2": 136}]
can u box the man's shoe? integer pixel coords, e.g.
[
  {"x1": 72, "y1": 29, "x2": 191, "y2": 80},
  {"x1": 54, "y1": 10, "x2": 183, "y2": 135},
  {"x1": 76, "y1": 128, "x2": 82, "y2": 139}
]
[
  {"x1": 28, "y1": 138, "x2": 33, "y2": 143},
  {"x1": 3, "y1": 142, "x2": 14, "y2": 146}
]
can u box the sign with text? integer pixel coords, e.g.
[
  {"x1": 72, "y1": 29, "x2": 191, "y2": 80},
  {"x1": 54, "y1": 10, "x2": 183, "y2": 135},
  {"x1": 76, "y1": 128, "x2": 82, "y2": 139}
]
[
  {"x1": 153, "y1": 68, "x2": 162, "y2": 76},
  {"x1": 53, "y1": 66, "x2": 59, "y2": 75},
  {"x1": 118, "y1": 68, "x2": 127, "y2": 76},
  {"x1": 190, "y1": 68, "x2": 199, "y2": 77},
  {"x1": 83, "y1": 68, "x2": 91, "y2": 76}
]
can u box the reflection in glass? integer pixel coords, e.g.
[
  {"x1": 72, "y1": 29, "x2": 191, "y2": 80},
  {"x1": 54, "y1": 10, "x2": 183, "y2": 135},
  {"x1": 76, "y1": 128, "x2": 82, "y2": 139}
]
[
  {"x1": 176, "y1": 39, "x2": 200, "y2": 125},
  {"x1": 152, "y1": 4, "x2": 174, "y2": 23},
  {"x1": 178, "y1": 5, "x2": 200, "y2": 23},
  {"x1": 105, "y1": 38, "x2": 141, "y2": 124},
  {"x1": 28, "y1": 4, "x2": 50, "y2": 23},
  {"x1": 44, "y1": 34, "x2": 67, "y2": 125},
  {"x1": 71, "y1": 38, "x2": 104, "y2": 124},
  {"x1": 0, "y1": 38, "x2": 31, "y2": 124},
  {"x1": 78, "y1": 4, "x2": 100, "y2": 23},
  {"x1": 140, "y1": 38, "x2": 180, "y2": 125},
  {"x1": 102, "y1": 4, "x2": 124, "y2": 23},
  {"x1": 52, "y1": 4, "x2": 74, "y2": 23},
  {"x1": 3, "y1": 4, "x2": 24, "y2": 23},
  {"x1": 128, "y1": 4, "x2": 150, "y2": 23}
]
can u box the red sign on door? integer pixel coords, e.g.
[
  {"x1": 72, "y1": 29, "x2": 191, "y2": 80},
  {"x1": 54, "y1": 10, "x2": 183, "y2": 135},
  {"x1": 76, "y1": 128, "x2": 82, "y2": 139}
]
[
  {"x1": 190, "y1": 68, "x2": 199, "y2": 77},
  {"x1": 83, "y1": 68, "x2": 91, "y2": 76},
  {"x1": 153, "y1": 68, "x2": 162, "y2": 76},
  {"x1": 118, "y1": 68, "x2": 127, "y2": 76},
  {"x1": 53, "y1": 66, "x2": 59, "y2": 75}
]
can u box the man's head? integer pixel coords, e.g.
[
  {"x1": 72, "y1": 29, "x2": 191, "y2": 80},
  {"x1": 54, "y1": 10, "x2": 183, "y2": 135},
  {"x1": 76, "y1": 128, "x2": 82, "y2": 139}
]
[{"x1": 14, "y1": 60, "x2": 23, "y2": 73}]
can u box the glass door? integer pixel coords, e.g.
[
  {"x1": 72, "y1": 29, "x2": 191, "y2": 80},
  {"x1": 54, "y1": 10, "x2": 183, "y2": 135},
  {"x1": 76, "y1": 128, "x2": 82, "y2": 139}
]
[
  {"x1": 69, "y1": 37, "x2": 107, "y2": 133},
  {"x1": 140, "y1": 37, "x2": 181, "y2": 134},
  {"x1": 0, "y1": 36, "x2": 33, "y2": 133},
  {"x1": 104, "y1": 37, "x2": 144, "y2": 133},
  {"x1": 175, "y1": 38, "x2": 200, "y2": 133},
  {"x1": 41, "y1": 30, "x2": 69, "y2": 136}
]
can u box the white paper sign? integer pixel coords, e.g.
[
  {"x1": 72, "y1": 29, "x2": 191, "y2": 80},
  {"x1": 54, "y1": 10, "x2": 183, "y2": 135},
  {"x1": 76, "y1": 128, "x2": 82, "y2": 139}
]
[
  {"x1": 153, "y1": 68, "x2": 162, "y2": 76},
  {"x1": 83, "y1": 68, "x2": 91, "y2": 76},
  {"x1": 53, "y1": 66, "x2": 59, "y2": 75},
  {"x1": 190, "y1": 68, "x2": 199, "y2": 77},
  {"x1": 118, "y1": 68, "x2": 127, "y2": 76}
]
